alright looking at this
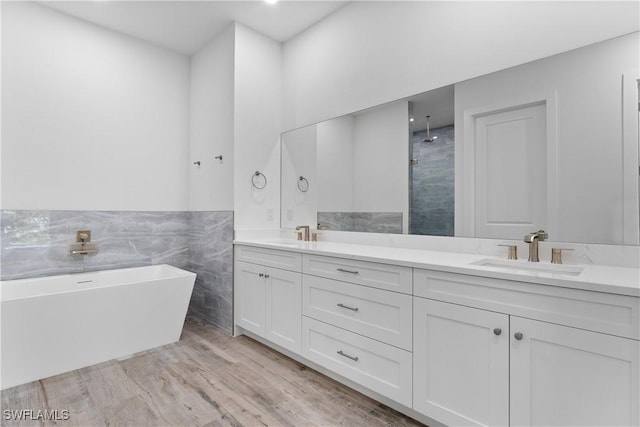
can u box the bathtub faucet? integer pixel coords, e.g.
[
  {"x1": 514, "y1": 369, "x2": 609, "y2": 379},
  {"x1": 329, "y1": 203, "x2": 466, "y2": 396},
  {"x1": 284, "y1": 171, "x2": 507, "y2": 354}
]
[{"x1": 69, "y1": 230, "x2": 99, "y2": 256}]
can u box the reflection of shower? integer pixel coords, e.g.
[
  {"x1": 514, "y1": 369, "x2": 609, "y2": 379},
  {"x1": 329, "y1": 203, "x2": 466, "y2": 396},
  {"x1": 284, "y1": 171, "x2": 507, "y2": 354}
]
[{"x1": 422, "y1": 115, "x2": 438, "y2": 143}]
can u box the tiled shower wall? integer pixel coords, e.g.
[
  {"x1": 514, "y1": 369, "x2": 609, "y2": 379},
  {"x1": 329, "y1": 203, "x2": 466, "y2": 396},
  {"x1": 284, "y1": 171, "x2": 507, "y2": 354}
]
[
  {"x1": 410, "y1": 125, "x2": 455, "y2": 236},
  {"x1": 0, "y1": 210, "x2": 234, "y2": 334}
]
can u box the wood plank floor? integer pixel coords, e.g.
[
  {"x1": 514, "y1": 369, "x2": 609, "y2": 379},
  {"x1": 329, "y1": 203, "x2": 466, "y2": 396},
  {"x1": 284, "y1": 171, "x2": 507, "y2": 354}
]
[{"x1": 1, "y1": 316, "x2": 426, "y2": 427}]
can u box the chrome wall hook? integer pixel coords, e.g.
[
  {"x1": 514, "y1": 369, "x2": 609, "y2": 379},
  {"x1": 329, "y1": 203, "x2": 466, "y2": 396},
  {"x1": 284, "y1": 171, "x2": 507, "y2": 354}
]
[
  {"x1": 214, "y1": 155, "x2": 223, "y2": 161},
  {"x1": 193, "y1": 161, "x2": 201, "y2": 167}
]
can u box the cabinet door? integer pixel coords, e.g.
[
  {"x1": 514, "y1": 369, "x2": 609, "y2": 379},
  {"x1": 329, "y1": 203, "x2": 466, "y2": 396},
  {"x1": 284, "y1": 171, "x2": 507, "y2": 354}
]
[
  {"x1": 413, "y1": 298, "x2": 509, "y2": 427},
  {"x1": 235, "y1": 261, "x2": 266, "y2": 335},
  {"x1": 264, "y1": 266, "x2": 302, "y2": 353},
  {"x1": 511, "y1": 317, "x2": 639, "y2": 426}
]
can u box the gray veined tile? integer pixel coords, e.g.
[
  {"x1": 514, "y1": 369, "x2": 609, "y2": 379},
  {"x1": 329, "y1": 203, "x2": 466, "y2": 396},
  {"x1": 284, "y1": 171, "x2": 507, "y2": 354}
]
[
  {"x1": 186, "y1": 211, "x2": 234, "y2": 334},
  {"x1": 411, "y1": 124, "x2": 455, "y2": 236},
  {"x1": 317, "y1": 212, "x2": 402, "y2": 234}
]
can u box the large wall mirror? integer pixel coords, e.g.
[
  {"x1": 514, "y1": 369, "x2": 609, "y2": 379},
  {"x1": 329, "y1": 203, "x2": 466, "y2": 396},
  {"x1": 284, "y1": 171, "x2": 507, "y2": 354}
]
[{"x1": 281, "y1": 32, "x2": 640, "y2": 245}]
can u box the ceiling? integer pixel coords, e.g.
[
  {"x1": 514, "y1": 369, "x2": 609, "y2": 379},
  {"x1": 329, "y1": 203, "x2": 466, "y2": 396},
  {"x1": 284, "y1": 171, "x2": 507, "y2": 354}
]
[
  {"x1": 356, "y1": 85, "x2": 454, "y2": 132},
  {"x1": 40, "y1": 1, "x2": 348, "y2": 55},
  {"x1": 409, "y1": 85, "x2": 455, "y2": 131}
]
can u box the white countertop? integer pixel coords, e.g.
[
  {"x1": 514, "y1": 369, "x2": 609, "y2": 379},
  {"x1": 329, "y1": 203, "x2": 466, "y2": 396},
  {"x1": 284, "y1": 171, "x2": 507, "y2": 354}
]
[{"x1": 234, "y1": 238, "x2": 640, "y2": 297}]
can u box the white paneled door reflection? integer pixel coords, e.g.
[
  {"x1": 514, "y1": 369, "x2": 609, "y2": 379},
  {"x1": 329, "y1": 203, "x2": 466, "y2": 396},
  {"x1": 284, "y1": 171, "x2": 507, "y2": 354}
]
[{"x1": 474, "y1": 102, "x2": 548, "y2": 239}]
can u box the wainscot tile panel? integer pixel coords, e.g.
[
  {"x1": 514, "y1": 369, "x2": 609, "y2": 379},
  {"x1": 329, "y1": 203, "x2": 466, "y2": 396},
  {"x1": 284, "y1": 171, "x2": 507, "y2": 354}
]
[
  {"x1": 0, "y1": 209, "x2": 234, "y2": 334},
  {"x1": 317, "y1": 212, "x2": 354, "y2": 231},
  {"x1": 353, "y1": 212, "x2": 403, "y2": 234},
  {"x1": 317, "y1": 212, "x2": 403, "y2": 234},
  {"x1": 1, "y1": 210, "x2": 82, "y2": 278},
  {"x1": 0, "y1": 210, "x2": 189, "y2": 280},
  {"x1": 186, "y1": 211, "x2": 234, "y2": 335}
]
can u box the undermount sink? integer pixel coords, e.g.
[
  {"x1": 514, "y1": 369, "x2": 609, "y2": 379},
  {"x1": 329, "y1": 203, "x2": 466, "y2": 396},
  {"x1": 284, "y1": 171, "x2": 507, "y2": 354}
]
[
  {"x1": 263, "y1": 238, "x2": 300, "y2": 246},
  {"x1": 471, "y1": 258, "x2": 583, "y2": 277}
]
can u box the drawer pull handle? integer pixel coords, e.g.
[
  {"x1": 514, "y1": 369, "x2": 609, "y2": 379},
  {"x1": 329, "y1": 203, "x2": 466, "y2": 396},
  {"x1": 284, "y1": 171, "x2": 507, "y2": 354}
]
[
  {"x1": 258, "y1": 273, "x2": 264, "y2": 278},
  {"x1": 514, "y1": 332, "x2": 523, "y2": 341},
  {"x1": 337, "y1": 350, "x2": 359, "y2": 362},
  {"x1": 493, "y1": 328, "x2": 502, "y2": 336},
  {"x1": 337, "y1": 303, "x2": 359, "y2": 312},
  {"x1": 264, "y1": 274, "x2": 270, "y2": 279},
  {"x1": 337, "y1": 268, "x2": 359, "y2": 275}
]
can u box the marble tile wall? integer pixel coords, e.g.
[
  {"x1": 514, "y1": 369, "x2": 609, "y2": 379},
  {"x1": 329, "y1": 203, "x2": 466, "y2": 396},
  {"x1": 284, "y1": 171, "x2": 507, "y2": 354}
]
[
  {"x1": 317, "y1": 212, "x2": 354, "y2": 231},
  {"x1": 186, "y1": 211, "x2": 234, "y2": 335},
  {"x1": 0, "y1": 209, "x2": 234, "y2": 333},
  {"x1": 0, "y1": 210, "x2": 189, "y2": 280},
  {"x1": 317, "y1": 212, "x2": 403, "y2": 234},
  {"x1": 410, "y1": 125, "x2": 455, "y2": 236}
]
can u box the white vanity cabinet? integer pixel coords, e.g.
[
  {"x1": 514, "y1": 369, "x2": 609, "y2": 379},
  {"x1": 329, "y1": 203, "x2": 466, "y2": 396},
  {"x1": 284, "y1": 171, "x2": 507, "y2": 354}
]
[
  {"x1": 234, "y1": 246, "x2": 303, "y2": 354},
  {"x1": 234, "y1": 243, "x2": 639, "y2": 427},
  {"x1": 413, "y1": 269, "x2": 640, "y2": 427},
  {"x1": 301, "y1": 254, "x2": 414, "y2": 407}
]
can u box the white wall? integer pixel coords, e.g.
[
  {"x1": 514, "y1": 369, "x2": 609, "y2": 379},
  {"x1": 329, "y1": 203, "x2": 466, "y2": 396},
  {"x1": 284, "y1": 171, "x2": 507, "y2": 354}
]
[
  {"x1": 317, "y1": 115, "x2": 354, "y2": 212},
  {"x1": 0, "y1": 3, "x2": 3, "y2": 210},
  {"x1": 189, "y1": 25, "x2": 235, "y2": 211},
  {"x1": 233, "y1": 23, "x2": 282, "y2": 229},
  {"x1": 455, "y1": 33, "x2": 639, "y2": 245},
  {"x1": 282, "y1": 103, "x2": 408, "y2": 229},
  {"x1": 283, "y1": 1, "x2": 640, "y2": 130},
  {"x1": 1, "y1": 2, "x2": 190, "y2": 211},
  {"x1": 281, "y1": 125, "x2": 317, "y2": 228},
  {"x1": 353, "y1": 101, "x2": 409, "y2": 232}
]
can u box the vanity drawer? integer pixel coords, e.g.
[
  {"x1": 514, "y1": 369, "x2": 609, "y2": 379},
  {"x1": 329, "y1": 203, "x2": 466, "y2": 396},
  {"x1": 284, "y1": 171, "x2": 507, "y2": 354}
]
[
  {"x1": 302, "y1": 317, "x2": 412, "y2": 407},
  {"x1": 235, "y1": 245, "x2": 302, "y2": 272},
  {"x1": 414, "y1": 269, "x2": 640, "y2": 340},
  {"x1": 303, "y1": 255, "x2": 412, "y2": 294},
  {"x1": 303, "y1": 275, "x2": 412, "y2": 350}
]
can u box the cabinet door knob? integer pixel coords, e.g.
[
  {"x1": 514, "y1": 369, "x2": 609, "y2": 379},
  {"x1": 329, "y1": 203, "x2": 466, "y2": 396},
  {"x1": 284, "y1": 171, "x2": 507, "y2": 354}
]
[
  {"x1": 264, "y1": 274, "x2": 269, "y2": 279},
  {"x1": 258, "y1": 273, "x2": 264, "y2": 278},
  {"x1": 514, "y1": 332, "x2": 523, "y2": 340},
  {"x1": 493, "y1": 328, "x2": 502, "y2": 336}
]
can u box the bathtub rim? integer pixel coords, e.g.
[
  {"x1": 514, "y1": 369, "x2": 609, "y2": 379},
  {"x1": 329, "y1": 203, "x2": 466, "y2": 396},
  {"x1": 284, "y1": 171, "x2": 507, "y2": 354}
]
[{"x1": 0, "y1": 264, "x2": 196, "y2": 302}]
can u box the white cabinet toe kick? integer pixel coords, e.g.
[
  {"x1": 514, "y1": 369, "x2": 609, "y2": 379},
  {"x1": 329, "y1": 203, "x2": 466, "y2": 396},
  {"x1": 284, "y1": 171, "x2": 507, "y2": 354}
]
[{"x1": 234, "y1": 243, "x2": 639, "y2": 427}]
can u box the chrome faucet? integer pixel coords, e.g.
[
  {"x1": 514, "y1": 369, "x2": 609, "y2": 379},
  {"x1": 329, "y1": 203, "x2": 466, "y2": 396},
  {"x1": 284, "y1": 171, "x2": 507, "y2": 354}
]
[
  {"x1": 524, "y1": 230, "x2": 548, "y2": 262},
  {"x1": 295, "y1": 225, "x2": 310, "y2": 241}
]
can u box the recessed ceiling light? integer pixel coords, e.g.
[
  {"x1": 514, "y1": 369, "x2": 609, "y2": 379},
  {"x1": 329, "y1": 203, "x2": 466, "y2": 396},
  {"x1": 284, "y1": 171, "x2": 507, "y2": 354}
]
[{"x1": 265, "y1": 0, "x2": 278, "y2": 4}]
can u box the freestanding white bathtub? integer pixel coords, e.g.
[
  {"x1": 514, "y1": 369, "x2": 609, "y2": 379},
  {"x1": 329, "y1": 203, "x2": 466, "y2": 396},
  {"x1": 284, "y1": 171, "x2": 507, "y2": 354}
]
[{"x1": 0, "y1": 264, "x2": 196, "y2": 390}]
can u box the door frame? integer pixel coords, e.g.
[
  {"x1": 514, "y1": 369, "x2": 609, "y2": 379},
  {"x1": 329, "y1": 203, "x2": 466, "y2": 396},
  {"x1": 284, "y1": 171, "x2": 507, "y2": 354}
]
[{"x1": 622, "y1": 71, "x2": 640, "y2": 245}]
